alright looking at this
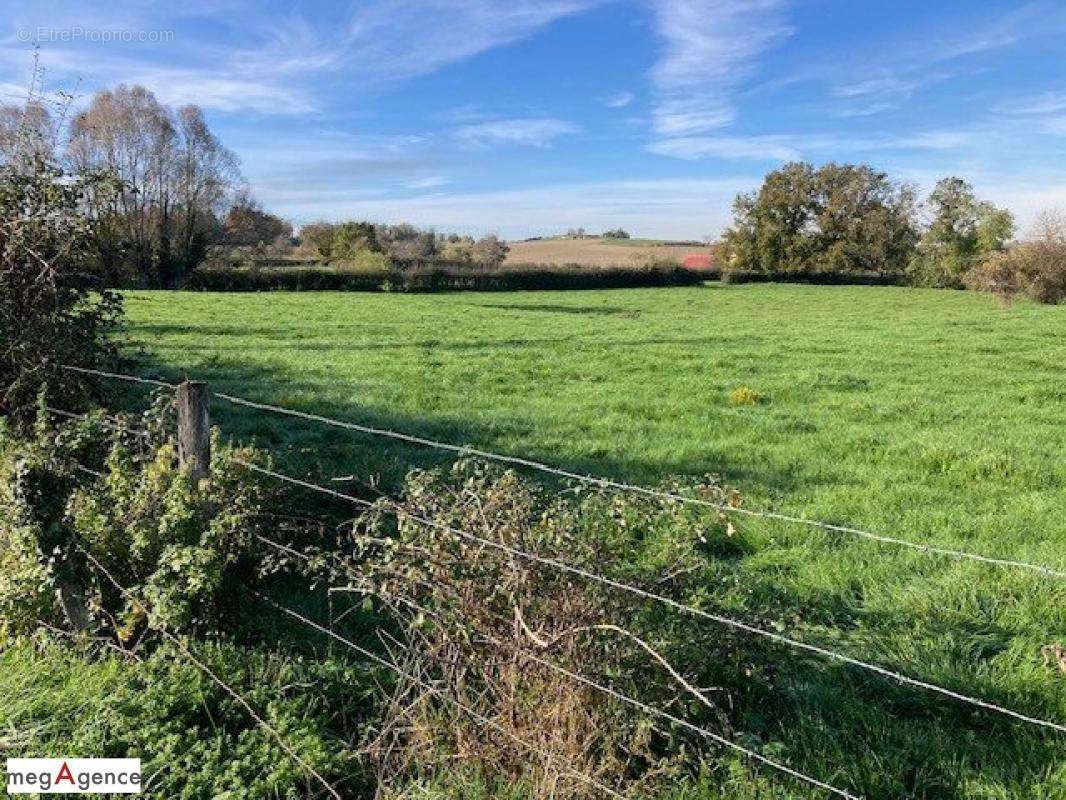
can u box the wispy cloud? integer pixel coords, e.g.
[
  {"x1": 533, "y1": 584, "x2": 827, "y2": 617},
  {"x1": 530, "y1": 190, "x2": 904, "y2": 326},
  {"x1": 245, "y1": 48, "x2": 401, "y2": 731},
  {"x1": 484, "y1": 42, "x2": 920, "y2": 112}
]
[
  {"x1": 455, "y1": 118, "x2": 580, "y2": 147},
  {"x1": 648, "y1": 135, "x2": 800, "y2": 161},
  {"x1": 817, "y1": 3, "x2": 1066, "y2": 117},
  {"x1": 1, "y1": 0, "x2": 603, "y2": 114},
  {"x1": 600, "y1": 90, "x2": 635, "y2": 108},
  {"x1": 649, "y1": 128, "x2": 982, "y2": 161},
  {"x1": 241, "y1": 131, "x2": 443, "y2": 193},
  {"x1": 127, "y1": 68, "x2": 316, "y2": 113},
  {"x1": 438, "y1": 103, "x2": 491, "y2": 123},
  {"x1": 648, "y1": 0, "x2": 792, "y2": 137},
  {"x1": 273, "y1": 0, "x2": 604, "y2": 86},
  {"x1": 997, "y1": 91, "x2": 1066, "y2": 116},
  {"x1": 406, "y1": 175, "x2": 449, "y2": 190}
]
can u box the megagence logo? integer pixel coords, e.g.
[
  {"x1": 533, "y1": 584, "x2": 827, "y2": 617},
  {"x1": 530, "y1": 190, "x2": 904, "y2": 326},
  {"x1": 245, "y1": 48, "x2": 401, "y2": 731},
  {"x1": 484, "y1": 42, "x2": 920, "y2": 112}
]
[{"x1": 6, "y1": 759, "x2": 141, "y2": 794}]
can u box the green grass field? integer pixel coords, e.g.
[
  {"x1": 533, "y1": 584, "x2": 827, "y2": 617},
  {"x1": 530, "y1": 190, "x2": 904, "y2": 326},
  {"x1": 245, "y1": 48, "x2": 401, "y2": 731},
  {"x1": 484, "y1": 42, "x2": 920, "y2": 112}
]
[{"x1": 120, "y1": 284, "x2": 1066, "y2": 798}]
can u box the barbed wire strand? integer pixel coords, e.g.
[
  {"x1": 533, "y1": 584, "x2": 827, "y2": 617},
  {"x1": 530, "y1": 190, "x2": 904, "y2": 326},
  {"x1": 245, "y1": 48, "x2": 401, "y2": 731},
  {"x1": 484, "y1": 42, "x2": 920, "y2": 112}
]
[
  {"x1": 73, "y1": 544, "x2": 344, "y2": 800},
  {"x1": 250, "y1": 589, "x2": 632, "y2": 800},
  {"x1": 57, "y1": 364, "x2": 176, "y2": 390},
  {"x1": 44, "y1": 405, "x2": 152, "y2": 439},
  {"x1": 57, "y1": 365, "x2": 1066, "y2": 579},
  {"x1": 207, "y1": 387, "x2": 1065, "y2": 580},
  {"x1": 231, "y1": 458, "x2": 1066, "y2": 735}
]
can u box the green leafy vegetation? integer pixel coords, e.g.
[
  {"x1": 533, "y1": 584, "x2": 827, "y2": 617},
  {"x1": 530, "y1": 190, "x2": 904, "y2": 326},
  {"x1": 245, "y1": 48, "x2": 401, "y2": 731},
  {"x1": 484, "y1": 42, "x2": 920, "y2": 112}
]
[
  {"x1": 0, "y1": 640, "x2": 372, "y2": 798},
  {"x1": 721, "y1": 164, "x2": 1026, "y2": 291},
  {"x1": 0, "y1": 153, "x2": 122, "y2": 422},
  {"x1": 0, "y1": 406, "x2": 378, "y2": 798},
  {"x1": 722, "y1": 162, "x2": 919, "y2": 278},
  {"x1": 0, "y1": 404, "x2": 269, "y2": 639},
  {"x1": 907, "y1": 177, "x2": 1014, "y2": 288}
]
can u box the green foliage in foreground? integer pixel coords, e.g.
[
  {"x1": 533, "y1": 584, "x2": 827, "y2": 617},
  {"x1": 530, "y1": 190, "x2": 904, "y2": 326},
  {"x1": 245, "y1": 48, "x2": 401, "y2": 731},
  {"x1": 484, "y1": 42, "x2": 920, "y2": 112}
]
[
  {"x1": 0, "y1": 154, "x2": 122, "y2": 422},
  {"x1": 114, "y1": 284, "x2": 1066, "y2": 798},
  {"x1": 0, "y1": 410, "x2": 378, "y2": 798},
  {"x1": 0, "y1": 405, "x2": 267, "y2": 640},
  {"x1": 0, "y1": 641, "x2": 373, "y2": 799}
]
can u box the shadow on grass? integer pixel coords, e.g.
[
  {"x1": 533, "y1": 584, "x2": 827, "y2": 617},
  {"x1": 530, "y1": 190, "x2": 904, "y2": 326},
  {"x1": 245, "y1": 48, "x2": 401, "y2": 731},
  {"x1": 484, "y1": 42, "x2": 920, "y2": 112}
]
[
  {"x1": 474, "y1": 302, "x2": 640, "y2": 316},
  {"x1": 116, "y1": 347, "x2": 809, "y2": 494},
  {"x1": 135, "y1": 331, "x2": 776, "y2": 361}
]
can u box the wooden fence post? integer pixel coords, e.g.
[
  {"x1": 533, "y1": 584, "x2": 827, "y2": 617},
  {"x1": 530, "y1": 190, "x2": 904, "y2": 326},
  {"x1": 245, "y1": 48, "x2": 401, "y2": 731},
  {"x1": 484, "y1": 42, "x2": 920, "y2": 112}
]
[{"x1": 176, "y1": 380, "x2": 210, "y2": 481}]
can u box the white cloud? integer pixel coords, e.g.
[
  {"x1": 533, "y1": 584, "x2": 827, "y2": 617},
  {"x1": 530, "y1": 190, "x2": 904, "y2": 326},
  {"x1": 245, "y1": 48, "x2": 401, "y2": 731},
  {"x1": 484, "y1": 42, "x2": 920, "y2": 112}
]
[
  {"x1": 0, "y1": 1, "x2": 604, "y2": 115},
  {"x1": 648, "y1": 135, "x2": 800, "y2": 161},
  {"x1": 997, "y1": 91, "x2": 1066, "y2": 116},
  {"x1": 455, "y1": 118, "x2": 580, "y2": 148},
  {"x1": 648, "y1": 0, "x2": 791, "y2": 137},
  {"x1": 600, "y1": 90, "x2": 635, "y2": 108},
  {"x1": 289, "y1": 0, "x2": 602, "y2": 86},
  {"x1": 829, "y1": 101, "x2": 898, "y2": 119},
  {"x1": 816, "y1": 4, "x2": 1066, "y2": 117},
  {"x1": 648, "y1": 128, "x2": 984, "y2": 162},
  {"x1": 127, "y1": 68, "x2": 316, "y2": 113},
  {"x1": 833, "y1": 76, "x2": 919, "y2": 99},
  {"x1": 406, "y1": 175, "x2": 449, "y2": 189}
]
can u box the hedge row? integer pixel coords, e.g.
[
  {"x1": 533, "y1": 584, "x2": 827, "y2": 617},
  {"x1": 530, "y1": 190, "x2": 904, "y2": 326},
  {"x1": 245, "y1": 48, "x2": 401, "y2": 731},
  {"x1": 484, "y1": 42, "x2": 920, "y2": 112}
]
[
  {"x1": 183, "y1": 263, "x2": 707, "y2": 292},
  {"x1": 721, "y1": 269, "x2": 907, "y2": 286},
  {"x1": 182, "y1": 263, "x2": 912, "y2": 293}
]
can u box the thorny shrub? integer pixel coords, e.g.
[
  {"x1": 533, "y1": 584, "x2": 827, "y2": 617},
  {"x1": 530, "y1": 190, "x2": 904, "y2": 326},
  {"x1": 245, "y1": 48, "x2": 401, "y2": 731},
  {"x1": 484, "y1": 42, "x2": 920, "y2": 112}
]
[
  {"x1": 315, "y1": 459, "x2": 745, "y2": 799},
  {"x1": 0, "y1": 395, "x2": 269, "y2": 643},
  {"x1": 0, "y1": 154, "x2": 123, "y2": 424}
]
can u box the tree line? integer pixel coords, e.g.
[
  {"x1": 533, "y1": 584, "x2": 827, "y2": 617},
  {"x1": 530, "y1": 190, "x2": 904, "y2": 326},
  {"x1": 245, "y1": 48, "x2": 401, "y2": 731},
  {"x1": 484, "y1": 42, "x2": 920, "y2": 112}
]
[
  {"x1": 294, "y1": 221, "x2": 509, "y2": 270},
  {"x1": 1, "y1": 85, "x2": 258, "y2": 287},
  {"x1": 1, "y1": 84, "x2": 511, "y2": 286},
  {"x1": 721, "y1": 161, "x2": 1064, "y2": 302}
]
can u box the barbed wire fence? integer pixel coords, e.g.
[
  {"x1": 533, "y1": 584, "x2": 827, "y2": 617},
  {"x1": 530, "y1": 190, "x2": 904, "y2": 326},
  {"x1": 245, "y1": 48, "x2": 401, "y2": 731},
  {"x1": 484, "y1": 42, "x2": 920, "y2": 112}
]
[
  {"x1": 55, "y1": 364, "x2": 1066, "y2": 580},
  {"x1": 41, "y1": 365, "x2": 1066, "y2": 798}
]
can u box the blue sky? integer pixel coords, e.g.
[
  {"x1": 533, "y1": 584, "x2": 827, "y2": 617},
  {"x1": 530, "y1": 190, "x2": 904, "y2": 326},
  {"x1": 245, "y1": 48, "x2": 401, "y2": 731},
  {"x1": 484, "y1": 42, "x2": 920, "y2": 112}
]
[{"x1": 3, "y1": 0, "x2": 1066, "y2": 238}]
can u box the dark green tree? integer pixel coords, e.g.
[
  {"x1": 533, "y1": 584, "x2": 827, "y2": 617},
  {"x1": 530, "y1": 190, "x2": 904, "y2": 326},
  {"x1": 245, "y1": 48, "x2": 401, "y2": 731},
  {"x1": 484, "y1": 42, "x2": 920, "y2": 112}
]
[
  {"x1": 908, "y1": 177, "x2": 1014, "y2": 287},
  {"x1": 722, "y1": 161, "x2": 918, "y2": 277}
]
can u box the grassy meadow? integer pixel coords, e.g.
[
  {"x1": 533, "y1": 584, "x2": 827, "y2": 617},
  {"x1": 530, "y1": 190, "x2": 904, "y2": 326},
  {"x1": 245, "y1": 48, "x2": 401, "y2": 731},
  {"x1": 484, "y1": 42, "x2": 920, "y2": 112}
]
[{"x1": 117, "y1": 283, "x2": 1066, "y2": 798}]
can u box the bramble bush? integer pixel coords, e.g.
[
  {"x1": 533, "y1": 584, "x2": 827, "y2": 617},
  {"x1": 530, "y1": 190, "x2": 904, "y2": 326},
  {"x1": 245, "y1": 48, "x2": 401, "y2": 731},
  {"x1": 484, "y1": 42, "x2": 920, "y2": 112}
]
[
  {"x1": 0, "y1": 399, "x2": 269, "y2": 641},
  {"x1": 315, "y1": 459, "x2": 747, "y2": 799},
  {"x1": 0, "y1": 153, "x2": 123, "y2": 424}
]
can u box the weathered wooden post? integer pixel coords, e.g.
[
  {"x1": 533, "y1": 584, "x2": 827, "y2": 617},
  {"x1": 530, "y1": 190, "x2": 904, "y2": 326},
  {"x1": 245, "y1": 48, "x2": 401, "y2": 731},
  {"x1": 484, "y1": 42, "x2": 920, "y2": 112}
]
[{"x1": 176, "y1": 380, "x2": 210, "y2": 480}]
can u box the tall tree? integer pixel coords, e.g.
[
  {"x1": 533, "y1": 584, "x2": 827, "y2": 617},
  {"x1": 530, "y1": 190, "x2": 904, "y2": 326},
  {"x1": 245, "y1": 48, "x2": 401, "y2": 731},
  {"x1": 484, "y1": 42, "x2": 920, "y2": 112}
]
[
  {"x1": 908, "y1": 177, "x2": 1014, "y2": 287},
  {"x1": 173, "y1": 105, "x2": 241, "y2": 276},
  {"x1": 811, "y1": 163, "x2": 917, "y2": 275},
  {"x1": 0, "y1": 101, "x2": 56, "y2": 164},
  {"x1": 67, "y1": 85, "x2": 242, "y2": 286},
  {"x1": 224, "y1": 194, "x2": 293, "y2": 247},
  {"x1": 722, "y1": 161, "x2": 917, "y2": 276}
]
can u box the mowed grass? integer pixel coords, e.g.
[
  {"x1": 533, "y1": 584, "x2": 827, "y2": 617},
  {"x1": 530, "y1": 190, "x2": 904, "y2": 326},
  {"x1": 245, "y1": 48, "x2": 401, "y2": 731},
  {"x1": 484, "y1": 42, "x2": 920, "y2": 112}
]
[{"x1": 121, "y1": 284, "x2": 1066, "y2": 798}]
